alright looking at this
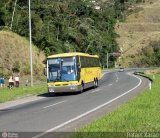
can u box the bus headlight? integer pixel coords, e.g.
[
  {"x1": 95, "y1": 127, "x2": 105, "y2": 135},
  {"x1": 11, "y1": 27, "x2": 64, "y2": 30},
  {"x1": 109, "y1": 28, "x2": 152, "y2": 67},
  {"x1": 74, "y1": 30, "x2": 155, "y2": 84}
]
[
  {"x1": 68, "y1": 84, "x2": 76, "y2": 86},
  {"x1": 69, "y1": 84, "x2": 77, "y2": 89},
  {"x1": 48, "y1": 84, "x2": 54, "y2": 87},
  {"x1": 48, "y1": 87, "x2": 54, "y2": 92}
]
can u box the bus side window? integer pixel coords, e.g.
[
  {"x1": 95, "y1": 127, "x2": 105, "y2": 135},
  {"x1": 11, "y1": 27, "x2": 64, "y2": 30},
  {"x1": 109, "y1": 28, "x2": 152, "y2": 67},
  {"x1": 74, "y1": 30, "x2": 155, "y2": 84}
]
[
  {"x1": 80, "y1": 56, "x2": 85, "y2": 68},
  {"x1": 76, "y1": 56, "x2": 81, "y2": 72}
]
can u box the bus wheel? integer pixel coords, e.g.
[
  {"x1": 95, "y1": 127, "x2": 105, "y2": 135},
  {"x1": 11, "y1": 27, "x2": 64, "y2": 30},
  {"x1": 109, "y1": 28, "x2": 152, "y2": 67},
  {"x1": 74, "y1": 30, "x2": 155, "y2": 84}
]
[
  {"x1": 94, "y1": 79, "x2": 98, "y2": 88},
  {"x1": 48, "y1": 92, "x2": 55, "y2": 97},
  {"x1": 79, "y1": 83, "x2": 84, "y2": 94}
]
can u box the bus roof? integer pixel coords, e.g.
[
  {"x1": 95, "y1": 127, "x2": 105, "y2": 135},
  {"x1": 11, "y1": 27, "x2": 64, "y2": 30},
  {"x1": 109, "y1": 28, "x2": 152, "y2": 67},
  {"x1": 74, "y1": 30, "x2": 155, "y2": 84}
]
[{"x1": 48, "y1": 52, "x2": 99, "y2": 58}]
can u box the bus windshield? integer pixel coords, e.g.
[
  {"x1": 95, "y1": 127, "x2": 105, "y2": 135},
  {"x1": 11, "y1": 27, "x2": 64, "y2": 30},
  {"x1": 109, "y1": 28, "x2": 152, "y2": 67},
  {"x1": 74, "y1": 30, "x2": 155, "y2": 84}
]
[{"x1": 48, "y1": 57, "x2": 77, "y2": 82}]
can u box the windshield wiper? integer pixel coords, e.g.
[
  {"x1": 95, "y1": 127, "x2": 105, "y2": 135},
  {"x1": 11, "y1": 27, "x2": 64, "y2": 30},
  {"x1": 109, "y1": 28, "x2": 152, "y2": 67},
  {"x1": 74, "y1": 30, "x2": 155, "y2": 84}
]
[
  {"x1": 62, "y1": 78, "x2": 69, "y2": 82},
  {"x1": 53, "y1": 77, "x2": 60, "y2": 82}
]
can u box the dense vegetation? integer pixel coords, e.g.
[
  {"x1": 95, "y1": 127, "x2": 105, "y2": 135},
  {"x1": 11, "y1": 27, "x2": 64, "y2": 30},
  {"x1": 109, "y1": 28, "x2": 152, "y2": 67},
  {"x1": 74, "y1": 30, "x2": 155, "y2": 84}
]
[
  {"x1": 138, "y1": 41, "x2": 160, "y2": 67},
  {"x1": 0, "y1": 0, "x2": 143, "y2": 67}
]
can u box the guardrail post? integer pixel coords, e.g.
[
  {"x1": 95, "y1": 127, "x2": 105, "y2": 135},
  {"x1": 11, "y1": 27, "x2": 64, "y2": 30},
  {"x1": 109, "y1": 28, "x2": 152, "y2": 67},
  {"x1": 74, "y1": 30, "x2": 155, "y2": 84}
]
[{"x1": 149, "y1": 81, "x2": 152, "y2": 90}]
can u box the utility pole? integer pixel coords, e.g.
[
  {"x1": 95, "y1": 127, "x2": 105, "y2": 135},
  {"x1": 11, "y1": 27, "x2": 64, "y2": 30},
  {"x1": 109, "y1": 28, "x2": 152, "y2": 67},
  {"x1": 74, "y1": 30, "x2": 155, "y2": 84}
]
[
  {"x1": 107, "y1": 52, "x2": 121, "y2": 69},
  {"x1": 107, "y1": 52, "x2": 109, "y2": 69},
  {"x1": 10, "y1": 0, "x2": 18, "y2": 30},
  {"x1": 29, "y1": 0, "x2": 33, "y2": 86}
]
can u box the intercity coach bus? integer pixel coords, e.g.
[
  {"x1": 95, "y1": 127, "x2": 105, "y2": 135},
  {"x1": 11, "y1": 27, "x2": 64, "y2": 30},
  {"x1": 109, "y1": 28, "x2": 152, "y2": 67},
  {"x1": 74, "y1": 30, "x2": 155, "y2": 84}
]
[{"x1": 45, "y1": 52, "x2": 102, "y2": 94}]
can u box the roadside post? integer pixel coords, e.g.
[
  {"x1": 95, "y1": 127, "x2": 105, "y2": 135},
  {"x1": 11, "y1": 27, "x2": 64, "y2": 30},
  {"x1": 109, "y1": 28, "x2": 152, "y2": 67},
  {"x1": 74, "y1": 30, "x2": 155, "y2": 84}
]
[
  {"x1": 107, "y1": 52, "x2": 121, "y2": 69},
  {"x1": 149, "y1": 81, "x2": 152, "y2": 90}
]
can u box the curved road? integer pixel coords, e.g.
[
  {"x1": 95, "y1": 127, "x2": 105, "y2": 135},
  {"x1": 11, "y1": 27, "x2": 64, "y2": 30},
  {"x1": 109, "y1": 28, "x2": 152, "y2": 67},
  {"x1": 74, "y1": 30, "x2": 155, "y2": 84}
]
[{"x1": 0, "y1": 70, "x2": 150, "y2": 137}]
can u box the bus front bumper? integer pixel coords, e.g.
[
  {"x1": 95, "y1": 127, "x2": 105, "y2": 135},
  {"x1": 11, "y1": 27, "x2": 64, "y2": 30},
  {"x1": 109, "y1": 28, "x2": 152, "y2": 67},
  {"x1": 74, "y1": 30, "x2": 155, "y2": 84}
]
[{"x1": 48, "y1": 85, "x2": 81, "y2": 93}]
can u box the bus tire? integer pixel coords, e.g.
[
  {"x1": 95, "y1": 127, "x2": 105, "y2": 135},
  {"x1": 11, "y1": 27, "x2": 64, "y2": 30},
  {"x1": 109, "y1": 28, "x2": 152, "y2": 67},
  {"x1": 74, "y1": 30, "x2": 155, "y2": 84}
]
[
  {"x1": 79, "y1": 83, "x2": 84, "y2": 94},
  {"x1": 94, "y1": 79, "x2": 98, "y2": 88},
  {"x1": 48, "y1": 92, "x2": 55, "y2": 97}
]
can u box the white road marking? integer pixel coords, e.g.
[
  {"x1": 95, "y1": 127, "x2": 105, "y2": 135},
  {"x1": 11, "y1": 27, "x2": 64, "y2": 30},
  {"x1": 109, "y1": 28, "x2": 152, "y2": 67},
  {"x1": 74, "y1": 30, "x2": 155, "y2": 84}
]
[
  {"x1": 108, "y1": 84, "x2": 113, "y2": 86},
  {"x1": 101, "y1": 71, "x2": 110, "y2": 78},
  {"x1": 33, "y1": 73, "x2": 142, "y2": 138},
  {"x1": 90, "y1": 89, "x2": 101, "y2": 93},
  {"x1": 43, "y1": 101, "x2": 66, "y2": 109},
  {"x1": 114, "y1": 72, "x2": 119, "y2": 83},
  {"x1": 115, "y1": 73, "x2": 119, "y2": 80}
]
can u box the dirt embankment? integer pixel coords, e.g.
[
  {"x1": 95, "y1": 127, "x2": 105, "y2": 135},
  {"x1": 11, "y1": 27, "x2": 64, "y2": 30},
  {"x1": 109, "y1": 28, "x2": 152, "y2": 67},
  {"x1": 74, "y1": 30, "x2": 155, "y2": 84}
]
[{"x1": 0, "y1": 31, "x2": 46, "y2": 77}]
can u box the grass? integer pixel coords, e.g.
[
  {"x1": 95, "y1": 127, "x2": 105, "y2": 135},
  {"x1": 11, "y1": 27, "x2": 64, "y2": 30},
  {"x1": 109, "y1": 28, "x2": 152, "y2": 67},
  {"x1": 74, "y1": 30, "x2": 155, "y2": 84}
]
[
  {"x1": 0, "y1": 84, "x2": 47, "y2": 103},
  {"x1": 72, "y1": 74, "x2": 160, "y2": 138}
]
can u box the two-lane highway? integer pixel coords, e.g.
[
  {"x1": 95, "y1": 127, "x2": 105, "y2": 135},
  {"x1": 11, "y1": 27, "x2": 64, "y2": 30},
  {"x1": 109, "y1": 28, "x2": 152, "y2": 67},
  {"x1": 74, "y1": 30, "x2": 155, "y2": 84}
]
[{"x1": 0, "y1": 71, "x2": 150, "y2": 138}]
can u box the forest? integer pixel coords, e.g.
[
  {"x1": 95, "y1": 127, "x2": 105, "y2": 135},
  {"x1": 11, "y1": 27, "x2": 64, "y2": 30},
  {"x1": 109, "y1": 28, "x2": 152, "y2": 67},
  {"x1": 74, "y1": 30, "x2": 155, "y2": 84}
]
[{"x1": 0, "y1": 0, "x2": 143, "y2": 67}]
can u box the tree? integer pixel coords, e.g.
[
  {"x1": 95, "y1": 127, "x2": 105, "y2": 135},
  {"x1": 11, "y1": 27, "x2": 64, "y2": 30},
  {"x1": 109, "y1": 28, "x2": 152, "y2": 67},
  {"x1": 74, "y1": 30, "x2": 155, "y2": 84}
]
[
  {"x1": 0, "y1": 3, "x2": 7, "y2": 26},
  {"x1": 1, "y1": 0, "x2": 140, "y2": 67}
]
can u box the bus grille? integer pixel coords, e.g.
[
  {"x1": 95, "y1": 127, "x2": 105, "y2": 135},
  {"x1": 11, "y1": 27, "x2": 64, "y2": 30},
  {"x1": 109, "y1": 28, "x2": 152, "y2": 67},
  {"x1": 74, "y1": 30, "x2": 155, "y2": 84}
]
[{"x1": 55, "y1": 84, "x2": 68, "y2": 86}]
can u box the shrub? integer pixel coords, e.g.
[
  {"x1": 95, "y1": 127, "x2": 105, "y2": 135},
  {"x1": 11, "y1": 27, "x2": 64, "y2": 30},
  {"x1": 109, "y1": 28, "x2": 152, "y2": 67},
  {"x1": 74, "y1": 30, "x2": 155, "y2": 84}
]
[{"x1": 12, "y1": 61, "x2": 20, "y2": 73}]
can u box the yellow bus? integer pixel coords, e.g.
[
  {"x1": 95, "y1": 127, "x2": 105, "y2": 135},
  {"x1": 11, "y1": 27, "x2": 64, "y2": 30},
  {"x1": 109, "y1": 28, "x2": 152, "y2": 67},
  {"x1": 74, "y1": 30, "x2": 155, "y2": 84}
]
[{"x1": 46, "y1": 52, "x2": 102, "y2": 93}]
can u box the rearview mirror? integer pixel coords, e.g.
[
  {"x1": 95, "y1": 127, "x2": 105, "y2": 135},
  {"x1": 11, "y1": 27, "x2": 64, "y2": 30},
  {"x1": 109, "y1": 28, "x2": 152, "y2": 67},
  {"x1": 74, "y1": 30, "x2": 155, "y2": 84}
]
[{"x1": 43, "y1": 67, "x2": 47, "y2": 76}]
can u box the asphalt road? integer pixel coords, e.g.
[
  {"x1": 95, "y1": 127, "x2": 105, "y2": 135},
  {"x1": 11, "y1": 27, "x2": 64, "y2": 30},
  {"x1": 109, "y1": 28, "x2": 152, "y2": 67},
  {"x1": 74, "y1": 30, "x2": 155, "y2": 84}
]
[{"x1": 0, "y1": 70, "x2": 150, "y2": 138}]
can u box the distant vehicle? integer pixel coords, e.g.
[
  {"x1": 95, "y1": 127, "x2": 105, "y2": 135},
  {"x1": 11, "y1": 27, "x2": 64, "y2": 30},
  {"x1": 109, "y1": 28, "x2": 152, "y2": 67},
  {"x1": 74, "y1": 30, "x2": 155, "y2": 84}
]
[
  {"x1": 119, "y1": 67, "x2": 124, "y2": 72},
  {"x1": 44, "y1": 52, "x2": 102, "y2": 94}
]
